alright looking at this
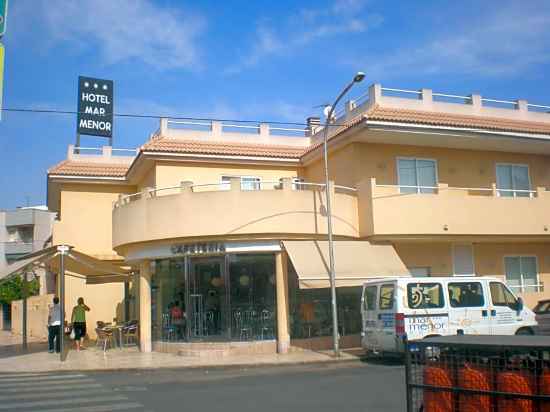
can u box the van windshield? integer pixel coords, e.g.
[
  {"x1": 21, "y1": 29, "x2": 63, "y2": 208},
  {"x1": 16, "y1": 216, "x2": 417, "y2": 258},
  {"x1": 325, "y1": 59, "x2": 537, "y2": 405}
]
[{"x1": 407, "y1": 283, "x2": 444, "y2": 309}]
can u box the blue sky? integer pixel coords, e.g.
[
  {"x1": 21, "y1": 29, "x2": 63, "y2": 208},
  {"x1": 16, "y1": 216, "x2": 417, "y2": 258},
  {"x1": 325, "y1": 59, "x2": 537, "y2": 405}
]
[{"x1": 1, "y1": 0, "x2": 549, "y2": 209}]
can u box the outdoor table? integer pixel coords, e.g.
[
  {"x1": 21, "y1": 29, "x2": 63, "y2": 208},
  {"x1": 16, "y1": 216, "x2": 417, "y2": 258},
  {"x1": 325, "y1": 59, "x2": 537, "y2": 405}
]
[{"x1": 104, "y1": 325, "x2": 124, "y2": 350}]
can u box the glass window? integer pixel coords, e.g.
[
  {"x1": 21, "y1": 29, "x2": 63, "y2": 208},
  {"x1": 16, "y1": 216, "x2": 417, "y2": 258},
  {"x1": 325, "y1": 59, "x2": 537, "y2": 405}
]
[
  {"x1": 288, "y1": 262, "x2": 362, "y2": 338},
  {"x1": 490, "y1": 282, "x2": 518, "y2": 309},
  {"x1": 221, "y1": 175, "x2": 261, "y2": 191},
  {"x1": 379, "y1": 284, "x2": 394, "y2": 310},
  {"x1": 505, "y1": 256, "x2": 539, "y2": 293},
  {"x1": 409, "y1": 267, "x2": 431, "y2": 277},
  {"x1": 407, "y1": 283, "x2": 444, "y2": 309},
  {"x1": 534, "y1": 301, "x2": 550, "y2": 314},
  {"x1": 228, "y1": 254, "x2": 276, "y2": 341},
  {"x1": 363, "y1": 286, "x2": 377, "y2": 310},
  {"x1": 398, "y1": 158, "x2": 437, "y2": 194},
  {"x1": 496, "y1": 164, "x2": 531, "y2": 197},
  {"x1": 448, "y1": 282, "x2": 484, "y2": 308},
  {"x1": 151, "y1": 259, "x2": 187, "y2": 342}
]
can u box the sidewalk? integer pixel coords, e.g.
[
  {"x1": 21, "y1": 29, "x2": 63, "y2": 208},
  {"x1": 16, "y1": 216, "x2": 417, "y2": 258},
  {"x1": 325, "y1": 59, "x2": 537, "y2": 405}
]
[{"x1": 0, "y1": 331, "x2": 363, "y2": 373}]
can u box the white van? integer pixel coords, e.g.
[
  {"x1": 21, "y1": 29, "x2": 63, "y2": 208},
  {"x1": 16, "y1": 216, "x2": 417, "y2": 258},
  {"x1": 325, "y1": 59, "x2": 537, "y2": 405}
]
[{"x1": 360, "y1": 276, "x2": 537, "y2": 354}]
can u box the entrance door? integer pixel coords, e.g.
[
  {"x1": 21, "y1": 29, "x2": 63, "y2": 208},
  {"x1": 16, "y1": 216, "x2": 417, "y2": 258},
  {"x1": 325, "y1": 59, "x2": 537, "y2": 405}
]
[{"x1": 188, "y1": 258, "x2": 227, "y2": 340}]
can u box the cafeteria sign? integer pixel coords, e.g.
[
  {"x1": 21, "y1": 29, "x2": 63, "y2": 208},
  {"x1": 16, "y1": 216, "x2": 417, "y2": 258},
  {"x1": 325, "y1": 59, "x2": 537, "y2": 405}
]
[{"x1": 77, "y1": 76, "x2": 113, "y2": 138}]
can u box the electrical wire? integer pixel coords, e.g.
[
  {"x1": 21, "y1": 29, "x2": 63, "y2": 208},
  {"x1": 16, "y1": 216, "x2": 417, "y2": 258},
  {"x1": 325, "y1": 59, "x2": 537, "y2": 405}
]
[{"x1": 0, "y1": 107, "x2": 352, "y2": 127}]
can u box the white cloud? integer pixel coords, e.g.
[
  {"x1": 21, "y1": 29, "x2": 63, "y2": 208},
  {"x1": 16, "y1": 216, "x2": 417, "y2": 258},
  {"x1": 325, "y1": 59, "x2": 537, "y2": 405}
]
[
  {"x1": 11, "y1": 0, "x2": 205, "y2": 70},
  {"x1": 224, "y1": 0, "x2": 382, "y2": 75},
  {"x1": 359, "y1": 3, "x2": 550, "y2": 79}
]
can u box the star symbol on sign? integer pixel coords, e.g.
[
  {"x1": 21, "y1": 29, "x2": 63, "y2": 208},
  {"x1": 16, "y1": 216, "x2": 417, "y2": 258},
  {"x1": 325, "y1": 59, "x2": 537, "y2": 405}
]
[
  {"x1": 93, "y1": 83, "x2": 98, "y2": 89},
  {"x1": 84, "y1": 82, "x2": 89, "y2": 88},
  {"x1": 102, "y1": 85, "x2": 108, "y2": 90}
]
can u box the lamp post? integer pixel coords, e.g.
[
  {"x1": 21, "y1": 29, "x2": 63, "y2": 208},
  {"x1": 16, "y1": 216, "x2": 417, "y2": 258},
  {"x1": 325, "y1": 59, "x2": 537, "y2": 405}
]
[{"x1": 323, "y1": 72, "x2": 365, "y2": 357}]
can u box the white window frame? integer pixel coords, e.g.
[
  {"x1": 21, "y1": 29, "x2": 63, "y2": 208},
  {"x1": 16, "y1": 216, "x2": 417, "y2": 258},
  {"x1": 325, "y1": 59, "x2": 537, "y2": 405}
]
[
  {"x1": 396, "y1": 157, "x2": 439, "y2": 194},
  {"x1": 452, "y1": 244, "x2": 475, "y2": 277},
  {"x1": 221, "y1": 175, "x2": 262, "y2": 191},
  {"x1": 495, "y1": 163, "x2": 533, "y2": 198},
  {"x1": 503, "y1": 255, "x2": 540, "y2": 293}
]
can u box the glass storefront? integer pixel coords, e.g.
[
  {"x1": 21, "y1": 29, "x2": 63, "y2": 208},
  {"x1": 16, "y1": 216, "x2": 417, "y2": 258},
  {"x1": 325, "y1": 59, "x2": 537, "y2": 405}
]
[
  {"x1": 288, "y1": 261, "x2": 362, "y2": 339},
  {"x1": 151, "y1": 253, "x2": 276, "y2": 342}
]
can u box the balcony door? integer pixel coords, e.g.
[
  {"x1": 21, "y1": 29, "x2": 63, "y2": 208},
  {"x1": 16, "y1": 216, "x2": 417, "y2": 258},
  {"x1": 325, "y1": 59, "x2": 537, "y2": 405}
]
[
  {"x1": 397, "y1": 158, "x2": 437, "y2": 194},
  {"x1": 496, "y1": 164, "x2": 531, "y2": 197}
]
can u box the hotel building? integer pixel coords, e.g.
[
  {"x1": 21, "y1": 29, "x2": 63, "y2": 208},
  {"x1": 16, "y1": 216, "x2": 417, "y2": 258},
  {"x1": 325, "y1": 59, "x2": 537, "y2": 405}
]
[{"x1": 46, "y1": 84, "x2": 550, "y2": 353}]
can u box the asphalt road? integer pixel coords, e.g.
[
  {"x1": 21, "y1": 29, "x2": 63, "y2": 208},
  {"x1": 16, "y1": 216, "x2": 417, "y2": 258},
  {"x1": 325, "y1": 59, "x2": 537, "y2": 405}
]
[{"x1": 0, "y1": 360, "x2": 405, "y2": 411}]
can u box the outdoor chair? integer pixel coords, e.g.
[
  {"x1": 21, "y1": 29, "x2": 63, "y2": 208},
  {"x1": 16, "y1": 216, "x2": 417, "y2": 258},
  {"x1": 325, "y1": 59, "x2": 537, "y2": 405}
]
[
  {"x1": 122, "y1": 323, "x2": 138, "y2": 347},
  {"x1": 95, "y1": 327, "x2": 115, "y2": 352}
]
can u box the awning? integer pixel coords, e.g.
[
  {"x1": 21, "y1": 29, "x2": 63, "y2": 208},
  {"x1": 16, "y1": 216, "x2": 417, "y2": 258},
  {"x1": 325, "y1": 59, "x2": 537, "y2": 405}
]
[
  {"x1": 283, "y1": 240, "x2": 410, "y2": 289},
  {"x1": 49, "y1": 249, "x2": 131, "y2": 285},
  {"x1": 0, "y1": 246, "x2": 58, "y2": 282},
  {"x1": 1, "y1": 246, "x2": 130, "y2": 285}
]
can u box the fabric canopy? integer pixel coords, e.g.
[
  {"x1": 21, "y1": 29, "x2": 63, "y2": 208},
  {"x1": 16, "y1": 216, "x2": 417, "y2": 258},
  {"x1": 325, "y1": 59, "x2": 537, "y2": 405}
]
[
  {"x1": 283, "y1": 240, "x2": 410, "y2": 289},
  {"x1": 0, "y1": 246, "x2": 130, "y2": 285},
  {"x1": 0, "y1": 246, "x2": 58, "y2": 282},
  {"x1": 49, "y1": 249, "x2": 130, "y2": 284}
]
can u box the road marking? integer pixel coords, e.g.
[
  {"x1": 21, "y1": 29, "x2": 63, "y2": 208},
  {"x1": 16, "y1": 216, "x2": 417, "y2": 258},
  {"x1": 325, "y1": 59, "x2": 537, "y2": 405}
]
[
  {"x1": 0, "y1": 378, "x2": 95, "y2": 388},
  {"x1": 0, "y1": 395, "x2": 128, "y2": 409},
  {"x1": 40, "y1": 402, "x2": 143, "y2": 412},
  {"x1": 0, "y1": 373, "x2": 86, "y2": 382},
  {"x1": 0, "y1": 388, "x2": 114, "y2": 401},
  {"x1": 0, "y1": 382, "x2": 103, "y2": 393}
]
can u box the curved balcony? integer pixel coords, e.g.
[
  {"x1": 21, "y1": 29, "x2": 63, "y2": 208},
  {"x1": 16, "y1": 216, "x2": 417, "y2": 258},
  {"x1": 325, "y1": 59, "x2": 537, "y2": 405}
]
[{"x1": 112, "y1": 178, "x2": 359, "y2": 252}]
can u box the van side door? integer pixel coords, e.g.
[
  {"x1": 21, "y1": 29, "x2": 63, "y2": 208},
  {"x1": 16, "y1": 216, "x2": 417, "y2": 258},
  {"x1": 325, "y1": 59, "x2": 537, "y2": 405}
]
[
  {"x1": 405, "y1": 282, "x2": 448, "y2": 340},
  {"x1": 489, "y1": 281, "x2": 522, "y2": 335},
  {"x1": 447, "y1": 281, "x2": 490, "y2": 335}
]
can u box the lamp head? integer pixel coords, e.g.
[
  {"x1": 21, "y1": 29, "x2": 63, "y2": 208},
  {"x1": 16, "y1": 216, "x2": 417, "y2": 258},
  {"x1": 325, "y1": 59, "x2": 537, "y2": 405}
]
[{"x1": 353, "y1": 72, "x2": 366, "y2": 83}]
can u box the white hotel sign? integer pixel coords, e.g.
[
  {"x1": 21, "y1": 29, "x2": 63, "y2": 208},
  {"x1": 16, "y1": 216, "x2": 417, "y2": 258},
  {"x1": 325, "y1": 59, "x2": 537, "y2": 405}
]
[{"x1": 77, "y1": 76, "x2": 113, "y2": 138}]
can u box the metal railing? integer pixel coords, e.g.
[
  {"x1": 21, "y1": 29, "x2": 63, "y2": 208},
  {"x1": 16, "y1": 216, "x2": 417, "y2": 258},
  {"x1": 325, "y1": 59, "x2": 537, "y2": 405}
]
[
  {"x1": 113, "y1": 179, "x2": 357, "y2": 208},
  {"x1": 165, "y1": 119, "x2": 306, "y2": 135},
  {"x1": 375, "y1": 184, "x2": 539, "y2": 198},
  {"x1": 379, "y1": 86, "x2": 550, "y2": 113}
]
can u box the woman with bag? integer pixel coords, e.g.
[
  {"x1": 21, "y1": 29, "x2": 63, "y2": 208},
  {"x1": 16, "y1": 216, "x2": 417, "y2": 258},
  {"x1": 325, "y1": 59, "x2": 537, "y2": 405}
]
[{"x1": 71, "y1": 297, "x2": 90, "y2": 351}]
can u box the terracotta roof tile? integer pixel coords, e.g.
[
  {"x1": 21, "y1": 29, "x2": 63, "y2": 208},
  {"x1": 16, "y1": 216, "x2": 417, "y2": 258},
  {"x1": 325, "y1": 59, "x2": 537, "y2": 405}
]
[
  {"x1": 141, "y1": 138, "x2": 306, "y2": 159},
  {"x1": 48, "y1": 160, "x2": 129, "y2": 178},
  {"x1": 366, "y1": 105, "x2": 550, "y2": 135}
]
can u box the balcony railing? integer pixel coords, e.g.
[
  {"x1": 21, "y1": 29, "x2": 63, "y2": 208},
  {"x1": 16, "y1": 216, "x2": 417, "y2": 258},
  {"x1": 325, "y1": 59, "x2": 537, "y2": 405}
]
[
  {"x1": 358, "y1": 178, "x2": 550, "y2": 238},
  {"x1": 112, "y1": 178, "x2": 359, "y2": 250}
]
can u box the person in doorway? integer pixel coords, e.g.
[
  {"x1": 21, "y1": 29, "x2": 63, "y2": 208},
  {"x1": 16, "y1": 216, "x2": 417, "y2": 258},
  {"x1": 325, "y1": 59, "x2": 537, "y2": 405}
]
[
  {"x1": 71, "y1": 297, "x2": 90, "y2": 351},
  {"x1": 47, "y1": 296, "x2": 61, "y2": 353}
]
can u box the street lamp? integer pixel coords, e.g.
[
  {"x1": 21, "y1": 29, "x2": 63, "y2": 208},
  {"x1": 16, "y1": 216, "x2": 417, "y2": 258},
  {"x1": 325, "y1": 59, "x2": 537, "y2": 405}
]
[{"x1": 322, "y1": 72, "x2": 365, "y2": 357}]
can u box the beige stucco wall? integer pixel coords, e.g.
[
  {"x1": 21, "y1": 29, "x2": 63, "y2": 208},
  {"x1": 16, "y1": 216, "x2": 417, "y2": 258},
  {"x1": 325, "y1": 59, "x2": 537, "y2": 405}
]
[
  {"x1": 155, "y1": 161, "x2": 299, "y2": 189},
  {"x1": 11, "y1": 294, "x2": 54, "y2": 340},
  {"x1": 113, "y1": 181, "x2": 359, "y2": 252},
  {"x1": 64, "y1": 274, "x2": 125, "y2": 340},
  {"x1": 53, "y1": 183, "x2": 136, "y2": 259},
  {"x1": 303, "y1": 142, "x2": 550, "y2": 189},
  {"x1": 394, "y1": 241, "x2": 550, "y2": 309},
  {"x1": 363, "y1": 181, "x2": 550, "y2": 238}
]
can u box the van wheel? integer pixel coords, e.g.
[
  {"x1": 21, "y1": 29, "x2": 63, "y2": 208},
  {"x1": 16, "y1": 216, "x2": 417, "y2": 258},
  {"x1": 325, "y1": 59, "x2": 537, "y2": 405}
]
[{"x1": 515, "y1": 327, "x2": 534, "y2": 335}]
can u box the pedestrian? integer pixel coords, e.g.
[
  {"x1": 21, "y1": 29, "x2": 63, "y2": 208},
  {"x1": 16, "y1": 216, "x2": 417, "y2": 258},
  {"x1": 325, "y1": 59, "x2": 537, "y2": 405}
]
[
  {"x1": 71, "y1": 297, "x2": 90, "y2": 351},
  {"x1": 47, "y1": 296, "x2": 61, "y2": 353}
]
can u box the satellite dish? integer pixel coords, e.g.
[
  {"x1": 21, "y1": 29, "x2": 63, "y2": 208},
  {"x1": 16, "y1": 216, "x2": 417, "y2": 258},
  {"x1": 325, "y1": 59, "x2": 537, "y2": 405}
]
[{"x1": 323, "y1": 105, "x2": 333, "y2": 119}]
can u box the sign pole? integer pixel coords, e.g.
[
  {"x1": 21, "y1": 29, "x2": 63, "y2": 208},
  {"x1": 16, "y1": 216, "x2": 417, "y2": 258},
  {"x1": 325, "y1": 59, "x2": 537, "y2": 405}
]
[
  {"x1": 75, "y1": 133, "x2": 80, "y2": 154},
  {"x1": 57, "y1": 245, "x2": 70, "y2": 362},
  {"x1": 22, "y1": 270, "x2": 28, "y2": 351}
]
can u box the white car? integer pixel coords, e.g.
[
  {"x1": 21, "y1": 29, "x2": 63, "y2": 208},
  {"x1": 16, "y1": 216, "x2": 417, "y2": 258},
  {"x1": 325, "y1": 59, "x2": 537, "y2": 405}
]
[
  {"x1": 361, "y1": 276, "x2": 538, "y2": 354},
  {"x1": 534, "y1": 299, "x2": 550, "y2": 335}
]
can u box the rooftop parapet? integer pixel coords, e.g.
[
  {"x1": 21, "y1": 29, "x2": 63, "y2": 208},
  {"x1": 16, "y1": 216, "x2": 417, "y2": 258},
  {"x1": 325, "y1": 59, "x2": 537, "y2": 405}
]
[
  {"x1": 334, "y1": 83, "x2": 550, "y2": 125},
  {"x1": 153, "y1": 118, "x2": 311, "y2": 148},
  {"x1": 66, "y1": 145, "x2": 137, "y2": 165}
]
